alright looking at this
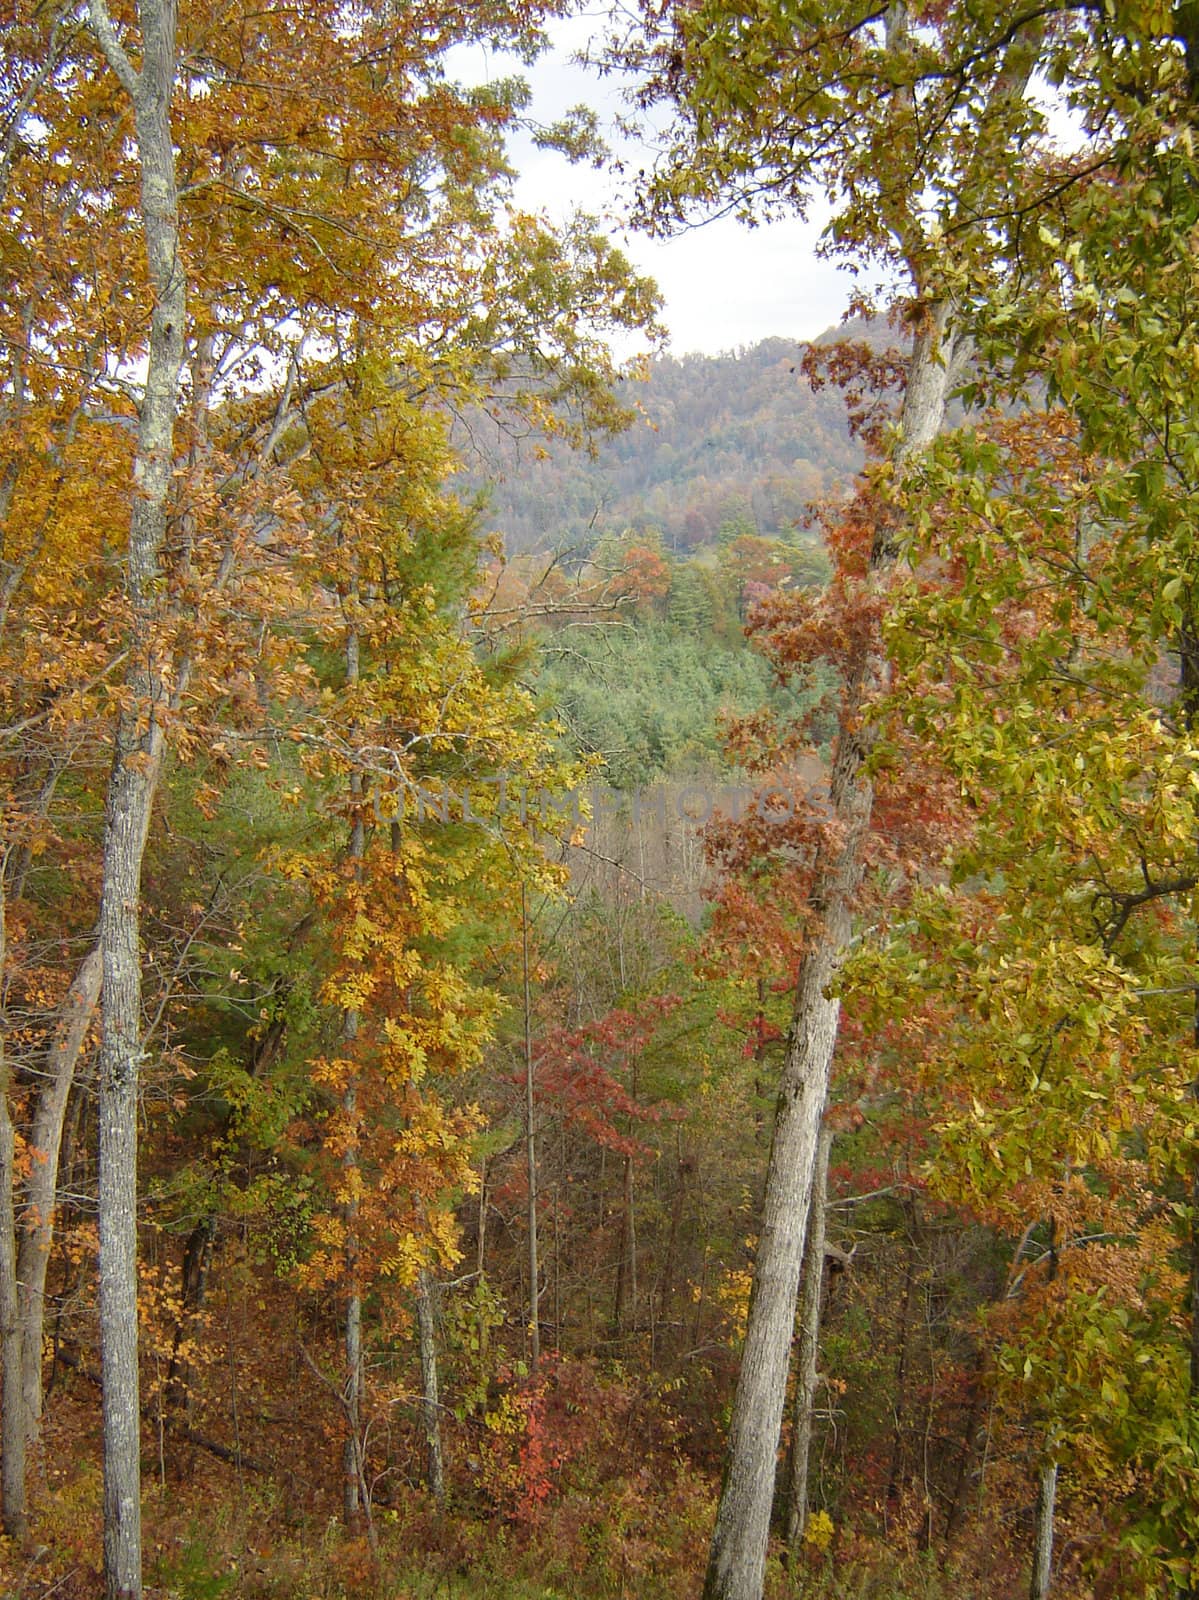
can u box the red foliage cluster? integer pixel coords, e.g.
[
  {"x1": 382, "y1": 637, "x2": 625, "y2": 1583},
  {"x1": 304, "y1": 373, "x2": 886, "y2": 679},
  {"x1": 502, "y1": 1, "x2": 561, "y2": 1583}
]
[
  {"x1": 526, "y1": 996, "x2": 683, "y2": 1158},
  {"x1": 799, "y1": 337, "x2": 908, "y2": 452}
]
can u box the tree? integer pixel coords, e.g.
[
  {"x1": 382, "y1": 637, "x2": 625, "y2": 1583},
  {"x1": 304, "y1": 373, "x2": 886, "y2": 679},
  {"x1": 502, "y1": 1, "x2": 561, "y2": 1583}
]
[
  {"x1": 611, "y1": 0, "x2": 1194, "y2": 1592},
  {"x1": 2, "y1": 0, "x2": 661, "y2": 1584},
  {"x1": 82, "y1": 3, "x2": 187, "y2": 1590},
  {"x1": 808, "y1": 11, "x2": 1199, "y2": 1585}
]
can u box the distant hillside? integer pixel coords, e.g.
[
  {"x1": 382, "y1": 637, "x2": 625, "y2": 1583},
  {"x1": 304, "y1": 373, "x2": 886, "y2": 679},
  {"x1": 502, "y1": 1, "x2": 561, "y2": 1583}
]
[{"x1": 461, "y1": 334, "x2": 875, "y2": 556}]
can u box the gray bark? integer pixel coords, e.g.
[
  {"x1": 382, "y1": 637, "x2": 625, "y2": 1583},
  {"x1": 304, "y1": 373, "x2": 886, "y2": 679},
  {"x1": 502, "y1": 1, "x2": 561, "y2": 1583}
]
[
  {"x1": 0, "y1": 861, "x2": 28, "y2": 1540},
  {"x1": 343, "y1": 1245, "x2": 364, "y2": 1522},
  {"x1": 783, "y1": 1120, "x2": 832, "y2": 1555},
  {"x1": 18, "y1": 943, "x2": 102, "y2": 1436},
  {"x1": 701, "y1": 827, "x2": 864, "y2": 1600},
  {"x1": 340, "y1": 628, "x2": 365, "y2": 1525},
  {"x1": 416, "y1": 1268, "x2": 445, "y2": 1502},
  {"x1": 702, "y1": 314, "x2": 953, "y2": 1600},
  {"x1": 1029, "y1": 1459, "x2": 1057, "y2": 1600},
  {"x1": 86, "y1": 0, "x2": 186, "y2": 1593},
  {"x1": 0, "y1": 1079, "x2": 26, "y2": 1542},
  {"x1": 339, "y1": 630, "x2": 361, "y2": 1516}
]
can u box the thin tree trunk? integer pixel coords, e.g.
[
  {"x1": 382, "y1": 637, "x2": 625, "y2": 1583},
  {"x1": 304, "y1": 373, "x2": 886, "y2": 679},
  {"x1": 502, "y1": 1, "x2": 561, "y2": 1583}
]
[
  {"x1": 164, "y1": 1217, "x2": 215, "y2": 1415},
  {"x1": 0, "y1": 1084, "x2": 27, "y2": 1543},
  {"x1": 614, "y1": 1052, "x2": 640, "y2": 1339},
  {"x1": 885, "y1": 1214, "x2": 918, "y2": 1506},
  {"x1": 1029, "y1": 1459, "x2": 1057, "y2": 1600},
  {"x1": 18, "y1": 942, "x2": 102, "y2": 1437},
  {"x1": 522, "y1": 883, "x2": 540, "y2": 1369},
  {"x1": 942, "y1": 1349, "x2": 985, "y2": 1547},
  {"x1": 783, "y1": 1120, "x2": 831, "y2": 1556},
  {"x1": 341, "y1": 630, "x2": 365, "y2": 1525},
  {"x1": 416, "y1": 1268, "x2": 445, "y2": 1502},
  {"x1": 702, "y1": 308, "x2": 953, "y2": 1600},
  {"x1": 0, "y1": 857, "x2": 28, "y2": 1541},
  {"x1": 656, "y1": 1130, "x2": 689, "y2": 1335},
  {"x1": 87, "y1": 0, "x2": 185, "y2": 1591},
  {"x1": 614, "y1": 1151, "x2": 637, "y2": 1337},
  {"x1": 1188, "y1": 969, "x2": 1199, "y2": 1399}
]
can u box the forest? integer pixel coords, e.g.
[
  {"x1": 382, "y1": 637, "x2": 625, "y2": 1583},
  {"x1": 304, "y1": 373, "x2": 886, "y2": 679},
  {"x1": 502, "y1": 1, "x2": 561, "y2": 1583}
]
[
  {"x1": 462, "y1": 336, "x2": 865, "y2": 556},
  {"x1": 2, "y1": 2, "x2": 1199, "y2": 1600}
]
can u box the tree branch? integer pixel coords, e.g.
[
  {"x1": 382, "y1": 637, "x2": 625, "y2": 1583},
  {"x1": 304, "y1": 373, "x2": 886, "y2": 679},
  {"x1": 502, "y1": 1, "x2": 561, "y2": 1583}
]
[{"x1": 86, "y1": 0, "x2": 139, "y2": 97}]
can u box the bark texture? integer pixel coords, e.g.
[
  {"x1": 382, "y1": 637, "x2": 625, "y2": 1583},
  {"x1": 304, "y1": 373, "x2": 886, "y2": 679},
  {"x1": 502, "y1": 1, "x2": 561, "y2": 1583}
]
[
  {"x1": 416, "y1": 1268, "x2": 445, "y2": 1502},
  {"x1": 0, "y1": 1081, "x2": 26, "y2": 1541},
  {"x1": 1029, "y1": 1459, "x2": 1058, "y2": 1600},
  {"x1": 0, "y1": 896, "x2": 26, "y2": 1542},
  {"x1": 0, "y1": 862, "x2": 27, "y2": 1540},
  {"x1": 783, "y1": 1119, "x2": 832, "y2": 1555},
  {"x1": 86, "y1": 0, "x2": 186, "y2": 1593},
  {"x1": 340, "y1": 632, "x2": 365, "y2": 1524},
  {"x1": 18, "y1": 943, "x2": 102, "y2": 1435}
]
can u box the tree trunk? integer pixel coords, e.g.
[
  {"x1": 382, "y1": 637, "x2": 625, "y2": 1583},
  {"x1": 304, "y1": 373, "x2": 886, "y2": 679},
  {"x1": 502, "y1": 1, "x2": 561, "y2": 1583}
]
[
  {"x1": 0, "y1": 860, "x2": 27, "y2": 1541},
  {"x1": 416, "y1": 1268, "x2": 445, "y2": 1502},
  {"x1": 614, "y1": 1053, "x2": 640, "y2": 1340},
  {"x1": 522, "y1": 883, "x2": 540, "y2": 1369},
  {"x1": 341, "y1": 630, "x2": 365, "y2": 1525},
  {"x1": 0, "y1": 1080, "x2": 26, "y2": 1543},
  {"x1": 702, "y1": 308, "x2": 954, "y2": 1600},
  {"x1": 343, "y1": 1246, "x2": 363, "y2": 1521},
  {"x1": 98, "y1": 719, "x2": 166, "y2": 1600},
  {"x1": 885, "y1": 1214, "x2": 918, "y2": 1506},
  {"x1": 86, "y1": 1, "x2": 186, "y2": 1592},
  {"x1": 1191, "y1": 1149, "x2": 1199, "y2": 1397},
  {"x1": 164, "y1": 1217, "x2": 216, "y2": 1415},
  {"x1": 782, "y1": 1120, "x2": 831, "y2": 1556},
  {"x1": 18, "y1": 943, "x2": 102, "y2": 1438},
  {"x1": 614, "y1": 1151, "x2": 637, "y2": 1337},
  {"x1": 1029, "y1": 1459, "x2": 1057, "y2": 1600},
  {"x1": 657, "y1": 1130, "x2": 690, "y2": 1338},
  {"x1": 701, "y1": 893, "x2": 857, "y2": 1600}
]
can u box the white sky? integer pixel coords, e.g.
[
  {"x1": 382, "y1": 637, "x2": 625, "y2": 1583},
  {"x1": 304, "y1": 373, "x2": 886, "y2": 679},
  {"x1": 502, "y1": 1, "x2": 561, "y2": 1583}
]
[{"x1": 451, "y1": 13, "x2": 855, "y2": 358}]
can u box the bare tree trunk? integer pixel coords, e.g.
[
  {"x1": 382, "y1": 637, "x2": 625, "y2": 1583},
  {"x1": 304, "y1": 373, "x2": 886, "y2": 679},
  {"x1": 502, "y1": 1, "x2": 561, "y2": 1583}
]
[
  {"x1": 522, "y1": 883, "x2": 540, "y2": 1369},
  {"x1": 782, "y1": 1120, "x2": 831, "y2": 1556},
  {"x1": 341, "y1": 631, "x2": 365, "y2": 1525},
  {"x1": 0, "y1": 859, "x2": 28, "y2": 1541},
  {"x1": 614, "y1": 1151, "x2": 637, "y2": 1337},
  {"x1": 86, "y1": 1, "x2": 186, "y2": 1592},
  {"x1": 1029, "y1": 1459, "x2": 1057, "y2": 1600},
  {"x1": 885, "y1": 1213, "x2": 918, "y2": 1506},
  {"x1": 164, "y1": 1217, "x2": 215, "y2": 1415},
  {"x1": 416, "y1": 1268, "x2": 445, "y2": 1502},
  {"x1": 0, "y1": 1081, "x2": 26, "y2": 1543},
  {"x1": 18, "y1": 943, "x2": 102, "y2": 1437},
  {"x1": 614, "y1": 1051, "x2": 640, "y2": 1340},
  {"x1": 343, "y1": 1249, "x2": 363, "y2": 1521},
  {"x1": 701, "y1": 888, "x2": 858, "y2": 1600},
  {"x1": 97, "y1": 726, "x2": 166, "y2": 1600},
  {"x1": 656, "y1": 1130, "x2": 689, "y2": 1336},
  {"x1": 702, "y1": 309, "x2": 953, "y2": 1600}
]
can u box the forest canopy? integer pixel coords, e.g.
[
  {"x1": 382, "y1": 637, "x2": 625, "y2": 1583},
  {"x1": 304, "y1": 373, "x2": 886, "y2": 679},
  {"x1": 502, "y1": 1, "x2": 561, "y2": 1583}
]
[{"x1": 4, "y1": 2, "x2": 1199, "y2": 1600}]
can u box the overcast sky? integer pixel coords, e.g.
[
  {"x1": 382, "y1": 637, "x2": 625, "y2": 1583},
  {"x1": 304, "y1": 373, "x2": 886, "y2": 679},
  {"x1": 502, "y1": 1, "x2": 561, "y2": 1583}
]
[{"x1": 450, "y1": 13, "x2": 857, "y2": 359}]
